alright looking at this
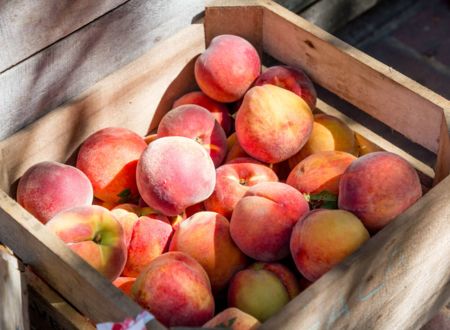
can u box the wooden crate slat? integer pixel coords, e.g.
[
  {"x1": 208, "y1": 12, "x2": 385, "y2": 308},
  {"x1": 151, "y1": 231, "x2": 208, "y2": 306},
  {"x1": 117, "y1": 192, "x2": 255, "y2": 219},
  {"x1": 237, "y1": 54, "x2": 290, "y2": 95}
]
[
  {"x1": 0, "y1": 0, "x2": 128, "y2": 73},
  {"x1": 0, "y1": 246, "x2": 29, "y2": 330}
]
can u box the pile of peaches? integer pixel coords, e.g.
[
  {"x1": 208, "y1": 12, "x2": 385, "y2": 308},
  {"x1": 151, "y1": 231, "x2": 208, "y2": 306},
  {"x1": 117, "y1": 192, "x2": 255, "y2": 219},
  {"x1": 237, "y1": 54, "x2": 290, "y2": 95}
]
[{"x1": 16, "y1": 35, "x2": 423, "y2": 328}]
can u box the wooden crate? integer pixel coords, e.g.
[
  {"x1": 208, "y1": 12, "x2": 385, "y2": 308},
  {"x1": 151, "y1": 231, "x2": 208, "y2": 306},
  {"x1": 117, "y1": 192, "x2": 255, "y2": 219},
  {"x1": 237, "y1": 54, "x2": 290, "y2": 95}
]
[{"x1": 0, "y1": 1, "x2": 449, "y2": 329}]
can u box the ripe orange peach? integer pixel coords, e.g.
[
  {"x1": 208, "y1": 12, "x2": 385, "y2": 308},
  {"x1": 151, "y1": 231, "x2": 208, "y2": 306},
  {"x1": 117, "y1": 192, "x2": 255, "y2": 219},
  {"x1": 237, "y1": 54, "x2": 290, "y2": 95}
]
[
  {"x1": 235, "y1": 85, "x2": 313, "y2": 163},
  {"x1": 132, "y1": 252, "x2": 215, "y2": 327},
  {"x1": 339, "y1": 151, "x2": 422, "y2": 231},
  {"x1": 204, "y1": 158, "x2": 278, "y2": 218},
  {"x1": 157, "y1": 105, "x2": 228, "y2": 166},
  {"x1": 17, "y1": 161, "x2": 93, "y2": 224},
  {"x1": 228, "y1": 262, "x2": 300, "y2": 322},
  {"x1": 288, "y1": 114, "x2": 358, "y2": 168},
  {"x1": 169, "y1": 211, "x2": 247, "y2": 292},
  {"x1": 137, "y1": 136, "x2": 216, "y2": 216},
  {"x1": 254, "y1": 65, "x2": 317, "y2": 110},
  {"x1": 173, "y1": 91, "x2": 232, "y2": 134},
  {"x1": 230, "y1": 182, "x2": 309, "y2": 261},
  {"x1": 113, "y1": 276, "x2": 136, "y2": 296},
  {"x1": 203, "y1": 308, "x2": 261, "y2": 329},
  {"x1": 76, "y1": 127, "x2": 147, "y2": 203},
  {"x1": 122, "y1": 215, "x2": 173, "y2": 277},
  {"x1": 290, "y1": 209, "x2": 370, "y2": 281},
  {"x1": 195, "y1": 34, "x2": 261, "y2": 102},
  {"x1": 287, "y1": 151, "x2": 357, "y2": 196},
  {"x1": 225, "y1": 132, "x2": 251, "y2": 162},
  {"x1": 110, "y1": 208, "x2": 139, "y2": 247},
  {"x1": 46, "y1": 205, "x2": 127, "y2": 280}
]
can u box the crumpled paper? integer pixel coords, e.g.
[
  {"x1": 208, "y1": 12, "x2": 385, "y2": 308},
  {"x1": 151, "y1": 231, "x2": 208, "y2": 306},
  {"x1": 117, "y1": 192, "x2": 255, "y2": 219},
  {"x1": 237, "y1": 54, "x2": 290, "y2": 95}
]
[{"x1": 96, "y1": 311, "x2": 154, "y2": 330}]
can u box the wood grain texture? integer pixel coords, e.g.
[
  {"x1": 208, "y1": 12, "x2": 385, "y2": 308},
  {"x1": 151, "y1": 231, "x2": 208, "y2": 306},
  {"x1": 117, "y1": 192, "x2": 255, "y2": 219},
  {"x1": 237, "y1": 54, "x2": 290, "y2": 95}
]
[
  {"x1": 0, "y1": 246, "x2": 29, "y2": 330},
  {"x1": 0, "y1": 0, "x2": 127, "y2": 73},
  {"x1": 301, "y1": 0, "x2": 383, "y2": 31},
  {"x1": 26, "y1": 270, "x2": 94, "y2": 330},
  {"x1": 0, "y1": 0, "x2": 204, "y2": 141}
]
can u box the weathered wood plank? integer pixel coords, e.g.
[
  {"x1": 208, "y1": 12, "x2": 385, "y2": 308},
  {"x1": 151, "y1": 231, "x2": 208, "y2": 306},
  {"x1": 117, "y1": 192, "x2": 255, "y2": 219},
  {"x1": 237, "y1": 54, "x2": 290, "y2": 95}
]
[
  {"x1": 26, "y1": 270, "x2": 94, "y2": 330},
  {"x1": 301, "y1": 0, "x2": 383, "y2": 32},
  {"x1": 0, "y1": 0, "x2": 204, "y2": 141},
  {"x1": 0, "y1": 0, "x2": 128, "y2": 73},
  {"x1": 0, "y1": 246, "x2": 29, "y2": 330}
]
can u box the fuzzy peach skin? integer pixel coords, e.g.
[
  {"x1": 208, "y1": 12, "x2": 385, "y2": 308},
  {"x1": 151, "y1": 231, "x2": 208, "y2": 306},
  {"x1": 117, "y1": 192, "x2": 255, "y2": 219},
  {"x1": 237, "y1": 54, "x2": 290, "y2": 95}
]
[
  {"x1": 204, "y1": 158, "x2": 278, "y2": 218},
  {"x1": 203, "y1": 307, "x2": 261, "y2": 329},
  {"x1": 76, "y1": 127, "x2": 147, "y2": 203},
  {"x1": 230, "y1": 182, "x2": 309, "y2": 261},
  {"x1": 290, "y1": 209, "x2": 370, "y2": 281},
  {"x1": 173, "y1": 91, "x2": 232, "y2": 134},
  {"x1": 254, "y1": 65, "x2": 317, "y2": 110},
  {"x1": 228, "y1": 262, "x2": 300, "y2": 322},
  {"x1": 169, "y1": 211, "x2": 247, "y2": 292},
  {"x1": 157, "y1": 105, "x2": 227, "y2": 167},
  {"x1": 113, "y1": 276, "x2": 136, "y2": 296},
  {"x1": 287, "y1": 151, "x2": 357, "y2": 196},
  {"x1": 17, "y1": 161, "x2": 93, "y2": 224},
  {"x1": 46, "y1": 205, "x2": 127, "y2": 280},
  {"x1": 110, "y1": 208, "x2": 139, "y2": 247},
  {"x1": 338, "y1": 151, "x2": 422, "y2": 231},
  {"x1": 288, "y1": 114, "x2": 358, "y2": 168},
  {"x1": 355, "y1": 134, "x2": 383, "y2": 156},
  {"x1": 132, "y1": 251, "x2": 215, "y2": 327},
  {"x1": 122, "y1": 215, "x2": 174, "y2": 277},
  {"x1": 137, "y1": 136, "x2": 216, "y2": 216},
  {"x1": 195, "y1": 34, "x2": 261, "y2": 103},
  {"x1": 235, "y1": 85, "x2": 313, "y2": 163},
  {"x1": 226, "y1": 133, "x2": 251, "y2": 162}
]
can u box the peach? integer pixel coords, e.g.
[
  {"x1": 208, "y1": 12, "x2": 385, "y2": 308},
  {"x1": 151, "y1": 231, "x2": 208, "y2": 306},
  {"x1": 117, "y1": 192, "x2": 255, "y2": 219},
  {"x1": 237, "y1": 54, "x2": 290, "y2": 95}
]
[
  {"x1": 46, "y1": 205, "x2": 127, "y2": 280},
  {"x1": 195, "y1": 34, "x2": 261, "y2": 103},
  {"x1": 113, "y1": 276, "x2": 136, "y2": 296},
  {"x1": 228, "y1": 262, "x2": 300, "y2": 322},
  {"x1": 157, "y1": 105, "x2": 227, "y2": 167},
  {"x1": 235, "y1": 85, "x2": 313, "y2": 163},
  {"x1": 110, "y1": 208, "x2": 138, "y2": 247},
  {"x1": 226, "y1": 133, "x2": 251, "y2": 162},
  {"x1": 132, "y1": 251, "x2": 215, "y2": 327},
  {"x1": 254, "y1": 65, "x2": 317, "y2": 110},
  {"x1": 76, "y1": 127, "x2": 147, "y2": 203},
  {"x1": 203, "y1": 308, "x2": 261, "y2": 329},
  {"x1": 204, "y1": 158, "x2": 278, "y2": 218},
  {"x1": 290, "y1": 209, "x2": 370, "y2": 281},
  {"x1": 122, "y1": 215, "x2": 173, "y2": 277},
  {"x1": 137, "y1": 136, "x2": 216, "y2": 216},
  {"x1": 230, "y1": 182, "x2": 309, "y2": 261},
  {"x1": 169, "y1": 211, "x2": 247, "y2": 292},
  {"x1": 173, "y1": 91, "x2": 232, "y2": 134},
  {"x1": 288, "y1": 114, "x2": 358, "y2": 168},
  {"x1": 287, "y1": 151, "x2": 357, "y2": 196},
  {"x1": 338, "y1": 151, "x2": 422, "y2": 231},
  {"x1": 355, "y1": 134, "x2": 383, "y2": 156},
  {"x1": 17, "y1": 161, "x2": 93, "y2": 224}
]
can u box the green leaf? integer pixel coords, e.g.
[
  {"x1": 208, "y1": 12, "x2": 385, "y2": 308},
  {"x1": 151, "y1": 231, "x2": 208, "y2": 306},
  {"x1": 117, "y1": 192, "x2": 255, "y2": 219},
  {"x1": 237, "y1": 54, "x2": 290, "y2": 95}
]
[
  {"x1": 306, "y1": 191, "x2": 338, "y2": 210},
  {"x1": 214, "y1": 317, "x2": 237, "y2": 328},
  {"x1": 117, "y1": 188, "x2": 132, "y2": 203}
]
